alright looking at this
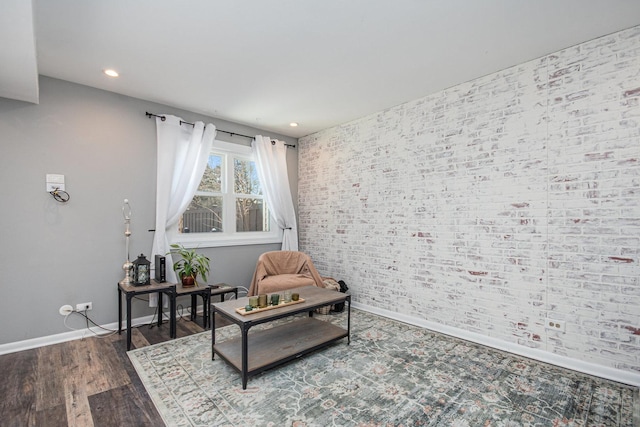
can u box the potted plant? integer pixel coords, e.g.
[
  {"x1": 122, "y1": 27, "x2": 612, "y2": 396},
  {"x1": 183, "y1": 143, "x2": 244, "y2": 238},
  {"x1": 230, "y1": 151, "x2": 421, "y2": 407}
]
[{"x1": 167, "y1": 244, "x2": 210, "y2": 287}]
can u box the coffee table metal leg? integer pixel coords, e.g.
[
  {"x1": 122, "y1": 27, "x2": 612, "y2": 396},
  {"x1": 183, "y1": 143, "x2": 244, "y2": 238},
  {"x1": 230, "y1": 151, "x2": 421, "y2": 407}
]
[
  {"x1": 347, "y1": 296, "x2": 351, "y2": 344},
  {"x1": 211, "y1": 307, "x2": 216, "y2": 360},
  {"x1": 242, "y1": 324, "x2": 249, "y2": 390}
]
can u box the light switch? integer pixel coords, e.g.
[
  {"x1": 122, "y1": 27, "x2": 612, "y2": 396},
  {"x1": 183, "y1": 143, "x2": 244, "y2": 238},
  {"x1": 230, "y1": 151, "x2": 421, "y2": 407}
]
[{"x1": 46, "y1": 174, "x2": 65, "y2": 192}]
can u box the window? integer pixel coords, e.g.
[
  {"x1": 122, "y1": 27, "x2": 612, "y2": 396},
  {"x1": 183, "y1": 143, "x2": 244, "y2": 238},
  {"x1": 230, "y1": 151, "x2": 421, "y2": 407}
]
[{"x1": 173, "y1": 140, "x2": 282, "y2": 247}]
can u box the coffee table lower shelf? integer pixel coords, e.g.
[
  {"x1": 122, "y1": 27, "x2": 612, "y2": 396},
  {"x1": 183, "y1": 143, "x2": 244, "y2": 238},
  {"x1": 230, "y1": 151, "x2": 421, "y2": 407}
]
[{"x1": 213, "y1": 317, "x2": 348, "y2": 381}]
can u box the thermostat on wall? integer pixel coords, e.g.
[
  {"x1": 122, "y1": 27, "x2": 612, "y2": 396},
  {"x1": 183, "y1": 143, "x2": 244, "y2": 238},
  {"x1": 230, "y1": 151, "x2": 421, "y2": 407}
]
[{"x1": 46, "y1": 174, "x2": 65, "y2": 192}]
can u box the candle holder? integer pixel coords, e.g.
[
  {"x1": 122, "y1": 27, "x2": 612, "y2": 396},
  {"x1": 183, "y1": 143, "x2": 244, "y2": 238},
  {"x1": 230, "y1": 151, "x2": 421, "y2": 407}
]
[
  {"x1": 258, "y1": 294, "x2": 268, "y2": 308},
  {"x1": 271, "y1": 294, "x2": 280, "y2": 306}
]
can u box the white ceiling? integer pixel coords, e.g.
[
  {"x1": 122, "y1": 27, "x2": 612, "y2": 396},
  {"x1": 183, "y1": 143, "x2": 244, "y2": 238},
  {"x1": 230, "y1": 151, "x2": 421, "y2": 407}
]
[{"x1": 2, "y1": 1, "x2": 640, "y2": 138}]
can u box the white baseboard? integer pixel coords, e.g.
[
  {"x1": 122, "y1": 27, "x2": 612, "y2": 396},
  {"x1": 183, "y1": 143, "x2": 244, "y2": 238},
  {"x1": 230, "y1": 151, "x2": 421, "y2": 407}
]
[
  {"x1": 352, "y1": 302, "x2": 640, "y2": 388},
  {"x1": 0, "y1": 300, "x2": 213, "y2": 357},
  {"x1": 0, "y1": 314, "x2": 158, "y2": 356}
]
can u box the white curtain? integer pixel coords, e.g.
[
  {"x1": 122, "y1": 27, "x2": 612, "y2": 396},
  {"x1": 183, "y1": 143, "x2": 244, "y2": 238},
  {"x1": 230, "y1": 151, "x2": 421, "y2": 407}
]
[
  {"x1": 252, "y1": 135, "x2": 298, "y2": 250},
  {"x1": 150, "y1": 115, "x2": 216, "y2": 305}
]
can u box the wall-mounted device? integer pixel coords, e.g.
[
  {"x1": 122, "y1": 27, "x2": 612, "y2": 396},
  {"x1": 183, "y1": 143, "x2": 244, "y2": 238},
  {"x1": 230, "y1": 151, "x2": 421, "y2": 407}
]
[
  {"x1": 46, "y1": 173, "x2": 70, "y2": 202},
  {"x1": 155, "y1": 255, "x2": 166, "y2": 282},
  {"x1": 46, "y1": 174, "x2": 65, "y2": 192}
]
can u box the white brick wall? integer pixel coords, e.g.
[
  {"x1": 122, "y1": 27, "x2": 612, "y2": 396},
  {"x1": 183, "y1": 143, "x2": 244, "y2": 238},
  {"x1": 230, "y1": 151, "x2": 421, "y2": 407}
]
[{"x1": 298, "y1": 26, "x2": 640, "y2": 374}]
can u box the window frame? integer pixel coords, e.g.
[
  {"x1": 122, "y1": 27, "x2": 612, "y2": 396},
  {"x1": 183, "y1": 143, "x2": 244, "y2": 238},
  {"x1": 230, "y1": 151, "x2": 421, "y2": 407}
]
[{"x1": 169, "y1": 140, "x2": 282, "y2": 248}]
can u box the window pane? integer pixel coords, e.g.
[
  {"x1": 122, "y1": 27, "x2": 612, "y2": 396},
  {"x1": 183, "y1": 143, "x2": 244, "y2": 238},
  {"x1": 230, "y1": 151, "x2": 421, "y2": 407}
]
[
  {"x1": 234, "y1": 158, "x2": 262, "y2": 195},
  {"x1": 236, "y1": 197, "x2": 269, "y2": 232},
  {"x1": 198, "y1": 155, "x2": 223, "y2": 192},
  {"x1": 181, "y1": 195, "x2": 223, "y2": 233}
]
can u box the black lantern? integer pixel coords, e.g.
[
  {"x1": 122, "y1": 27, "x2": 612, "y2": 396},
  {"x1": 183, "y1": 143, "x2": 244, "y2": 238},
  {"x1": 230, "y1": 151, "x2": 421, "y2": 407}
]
[{"x1": 132, "y1": 253, "x2": 151, "y2": 286}]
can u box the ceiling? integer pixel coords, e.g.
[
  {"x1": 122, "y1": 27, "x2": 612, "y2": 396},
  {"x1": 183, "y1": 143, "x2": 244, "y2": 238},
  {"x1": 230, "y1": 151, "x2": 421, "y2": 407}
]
[{"x1": 2, "y1": 1, "x2": 640, "y2": 138}]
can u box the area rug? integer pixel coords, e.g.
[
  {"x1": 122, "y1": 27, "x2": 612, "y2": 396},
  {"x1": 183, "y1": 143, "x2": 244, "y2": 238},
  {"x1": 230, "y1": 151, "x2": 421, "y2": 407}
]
[{"x1": 128, "y1": 309, "x2": 638, "y2": 426}]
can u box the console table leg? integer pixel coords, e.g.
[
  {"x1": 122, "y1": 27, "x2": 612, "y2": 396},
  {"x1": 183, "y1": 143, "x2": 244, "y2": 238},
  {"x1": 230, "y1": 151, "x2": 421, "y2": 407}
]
[
  {"x1": 126, "y1": 294, "x2": 133, "y2": 351},
  {"x1": 157, "y1": 292, "x2": 163, "y2": 327},
  {"x1": 203, "y1": 293, "x2": 209, "y2": 329},
  {"x1": 169, "y1": 291, "x2": 176, "y2": 338},
  {"x1": 190, "y1": 294, "x2": 197, "y2": 321},
  {"x1": 118, "y1": 288, "x2": 122, "y2": 335}
]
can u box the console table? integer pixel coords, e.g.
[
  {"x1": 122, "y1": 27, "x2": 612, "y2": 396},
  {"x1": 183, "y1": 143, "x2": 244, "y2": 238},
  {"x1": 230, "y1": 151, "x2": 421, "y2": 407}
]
[
  {"x1": 175, "y1": 283, "x2": 238, "y2": 329},
  {"x1": 117, "y1": 279, "x2": 176, "y2": 351},
  {"x1": 211, "y1": 285, "x2": 350, "y2": 389},
  {"x1": 175, "y1": 283, "x2": 211, "y2": 329}
]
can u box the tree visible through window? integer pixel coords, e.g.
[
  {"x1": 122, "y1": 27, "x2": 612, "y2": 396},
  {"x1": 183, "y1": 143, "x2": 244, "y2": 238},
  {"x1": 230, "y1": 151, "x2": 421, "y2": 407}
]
[
  {"x1": 234, "y1": 158, "x2": 267, "y2": 232},
  {"x1": 179, "y1": 147, "x2": 270, "y2": 237}
]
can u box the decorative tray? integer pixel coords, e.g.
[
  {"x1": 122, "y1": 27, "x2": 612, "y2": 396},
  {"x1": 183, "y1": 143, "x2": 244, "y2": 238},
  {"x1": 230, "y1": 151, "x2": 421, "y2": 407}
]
[{"x1": 235, "y1": 298, "x2": 306, "y2": 315}]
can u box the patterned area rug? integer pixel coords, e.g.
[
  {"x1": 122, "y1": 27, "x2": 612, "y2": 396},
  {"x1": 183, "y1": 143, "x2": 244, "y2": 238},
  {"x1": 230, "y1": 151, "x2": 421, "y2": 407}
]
[{"x1": 128, "y1": 309, "x2": 638, "y2": 426}]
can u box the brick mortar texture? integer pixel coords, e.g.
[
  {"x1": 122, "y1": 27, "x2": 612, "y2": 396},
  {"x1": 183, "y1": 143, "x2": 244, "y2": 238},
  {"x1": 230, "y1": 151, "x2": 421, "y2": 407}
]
[{"x1": 298, "y1": 26, "x2": 640, "y2": 374}]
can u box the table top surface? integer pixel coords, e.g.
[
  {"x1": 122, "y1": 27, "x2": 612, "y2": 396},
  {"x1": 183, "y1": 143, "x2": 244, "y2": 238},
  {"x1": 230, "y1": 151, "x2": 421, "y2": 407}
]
[
  {"x1": 175, "y1": 283, "x2": 211, "y2": 295},
  {"x1": 209, "y1": 284, "x2": 238, "y2": 295},
  {"x1": 119, "y1": 280, "x2": 237, "y2": 294},
  {"x1": 212, "y1": 285, "x2": 348, "y2": 324},
  {"x1": 118, "y1": 279, "x2": 176, "y2": 293},
  {"x1": 176, "y1": 283, "x2": 238, "y2": 295}
]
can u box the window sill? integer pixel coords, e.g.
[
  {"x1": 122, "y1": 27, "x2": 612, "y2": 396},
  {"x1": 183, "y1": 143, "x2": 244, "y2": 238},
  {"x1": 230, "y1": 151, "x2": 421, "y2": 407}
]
[{"x1": 172, "y1": 234, "x2": 282, "y2": 248}]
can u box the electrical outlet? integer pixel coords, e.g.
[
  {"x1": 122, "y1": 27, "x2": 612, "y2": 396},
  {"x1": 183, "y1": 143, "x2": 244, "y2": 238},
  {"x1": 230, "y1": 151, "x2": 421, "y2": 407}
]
[
  {"x1": 59, "y1": 304, "x2": 73, "y2": 315},
  {"x1": 545, "y1": 318, "x2": 566, "y2": 332},
  {"x1": 76, "y1": 302, "x2": 92, "y2": 311}
]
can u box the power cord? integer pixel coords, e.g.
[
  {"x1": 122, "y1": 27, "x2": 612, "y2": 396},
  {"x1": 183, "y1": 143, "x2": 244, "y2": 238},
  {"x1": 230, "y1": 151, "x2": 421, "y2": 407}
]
[
  {"x1": 49, "y1": 187, "x2": 70, "y2": 203},
  {"x1": 62, "y1": 286, "x2": 247, "y2": 337},
  {"x1": 132, "y1": 295, "x2": 180, "y2": 327},
  {"x1": 62, "y1": 299, "x2": 172, "y2": 337},
  {"x1": 63, "y1": 309, "x2": 118, "y2": 339}
]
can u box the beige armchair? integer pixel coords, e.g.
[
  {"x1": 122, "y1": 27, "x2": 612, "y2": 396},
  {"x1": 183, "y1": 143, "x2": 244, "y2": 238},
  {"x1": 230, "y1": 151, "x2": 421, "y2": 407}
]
[{"x1": 247, "y1": 251, "x2": 325, "y2": 296}]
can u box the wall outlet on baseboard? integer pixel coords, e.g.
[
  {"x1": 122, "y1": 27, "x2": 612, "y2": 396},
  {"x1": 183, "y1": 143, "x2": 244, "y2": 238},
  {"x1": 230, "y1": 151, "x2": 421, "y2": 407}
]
[
  {"x1": 545, "y1": 318, "x2": 566, "y2": 332},
  {"x1": 76, "y1": 302, "x2": 92, "y2": 311}
]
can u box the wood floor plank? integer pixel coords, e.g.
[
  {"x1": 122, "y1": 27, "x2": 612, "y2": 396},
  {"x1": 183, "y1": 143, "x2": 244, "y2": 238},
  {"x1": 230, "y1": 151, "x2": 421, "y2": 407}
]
[
  {"x1": 36, "y1": 341, "x2": 74, "y2": 410},
  {"x1": 89, "y1": 384, "x2": 165, "y2": 427},
  {"x1": 176, "y1": 317, "x2": 206, "y2": 335},
  {"x1": 130, "y1": 327, "x2": 150, "y2": 349},
  {"x1": 111, "y1": 331, "x2": 162, "y2": 405},
  {"x1": 0, "y1": 349, "x2": 39, "y2": 427},
  {"x1": 35, "y1": 403, "x2": 68, "y2": 427},
  {"x1": 64, "y1": 375, "x2": 94, "y2": 427},
  {"x1": 132, "y1": 322, "x2": 173, "y2": 346},
  {"x1": 69, "y1": 335, "x2": 130, "y2": 395}
]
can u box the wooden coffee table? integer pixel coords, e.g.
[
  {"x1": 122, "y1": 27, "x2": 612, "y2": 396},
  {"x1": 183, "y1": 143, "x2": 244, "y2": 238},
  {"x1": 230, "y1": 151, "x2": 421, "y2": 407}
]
[{"x1": 211, "y1": 285, "x2": 351, "y2": 389}]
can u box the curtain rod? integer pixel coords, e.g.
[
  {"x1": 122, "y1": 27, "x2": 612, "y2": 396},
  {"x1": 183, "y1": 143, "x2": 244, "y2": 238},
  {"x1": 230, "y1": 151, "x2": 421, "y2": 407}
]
[{"x1": 145, "y1": 112, "x2": 296, "y2": 148}]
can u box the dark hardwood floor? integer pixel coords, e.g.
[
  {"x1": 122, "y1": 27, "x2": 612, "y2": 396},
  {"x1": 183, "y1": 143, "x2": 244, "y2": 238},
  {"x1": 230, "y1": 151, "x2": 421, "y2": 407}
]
[{"x1": 0, "y1": 312, "x2": 227, "y2": 427}]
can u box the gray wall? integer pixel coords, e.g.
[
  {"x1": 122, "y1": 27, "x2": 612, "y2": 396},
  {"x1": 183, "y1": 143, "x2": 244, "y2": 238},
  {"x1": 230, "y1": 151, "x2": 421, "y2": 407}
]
[{"x1": 0, "y1": 76, "x2": 298, "y2": 345}]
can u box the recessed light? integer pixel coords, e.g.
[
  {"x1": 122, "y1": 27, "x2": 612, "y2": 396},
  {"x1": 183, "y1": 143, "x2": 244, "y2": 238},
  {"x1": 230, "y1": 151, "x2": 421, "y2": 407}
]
[
  {"x1": 289, "y1": 122, "x2": 299, "y2": 127},
  {"x1": 104, "y1": 69, "x2": 119, "y2": 77}
]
